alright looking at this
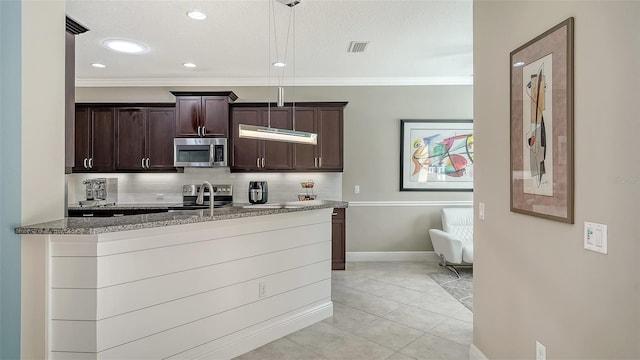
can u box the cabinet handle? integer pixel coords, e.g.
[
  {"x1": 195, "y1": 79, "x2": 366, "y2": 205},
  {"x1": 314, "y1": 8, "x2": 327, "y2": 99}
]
[
  {"x1": 89, "y1": 158, "x2": 93, "y2": 169},
  {"x1": 141, "y1": 158, "x2": 146, "y2": 168},
  {"x1": 84, "y1": 158, "x2": 88, "y2": 169},
  {"x1": 319, "y1": 157, "x2": 322, "y2": 168},
  {"x1": 332, "y1": 212, "x2": 338, "y2": 216},
  {"x1": 262, "y1": 158, "x2": 265, "y2": 168},
  {"x1": 197, "y1": 126, "x2": 201, "y2": 137},
  {"x1": 257, "y1": 158, "x2": 260, "y2": 168},
  {"x1": 202, "y1": 127, "x2": 206, "y2": 136},
  {"x1": 146, "y1": 158, "x2": 150, "y2": 168}
]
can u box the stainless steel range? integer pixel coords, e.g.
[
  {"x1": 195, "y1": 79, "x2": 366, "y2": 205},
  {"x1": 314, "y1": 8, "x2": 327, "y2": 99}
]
[{"x1": 181, "y1": 184, "x2": 233, "y2": 209}]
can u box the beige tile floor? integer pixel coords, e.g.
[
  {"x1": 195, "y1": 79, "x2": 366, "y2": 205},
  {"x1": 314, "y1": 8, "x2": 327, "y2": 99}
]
[{"x1": 234, "y1": 261, "x2": 473, "y2": 360}]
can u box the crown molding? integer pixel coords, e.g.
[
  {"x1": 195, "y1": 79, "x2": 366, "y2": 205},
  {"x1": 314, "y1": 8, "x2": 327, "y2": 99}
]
[{"x1": 75, "y1": 76, "x2": 473, "y2": 87}]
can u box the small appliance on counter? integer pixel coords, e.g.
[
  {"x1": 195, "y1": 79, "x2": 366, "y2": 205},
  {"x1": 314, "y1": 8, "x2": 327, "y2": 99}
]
[
  {"x1": 79, "y1": 178, "x2": 118, "y2": 207},
  {"x1": 248, "y1": 181, "x2": 268, "y2": 204},
  {"x1": 181, "y1": 184, "x2": 233, "y2": 209},
  {"x1": 298, "y1": 180, "x2": 317, "y2": 201}
]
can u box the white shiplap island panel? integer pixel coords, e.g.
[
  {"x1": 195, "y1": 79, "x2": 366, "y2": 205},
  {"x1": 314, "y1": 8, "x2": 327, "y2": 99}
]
[{"x1": 22, "y1": 209, "x2": 334, "y2": 360}]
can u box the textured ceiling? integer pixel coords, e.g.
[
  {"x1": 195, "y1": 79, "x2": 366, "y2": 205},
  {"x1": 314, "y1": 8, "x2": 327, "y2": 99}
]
[{"x1": 66, "y1": 0, "x2": 473, "y2": 86}]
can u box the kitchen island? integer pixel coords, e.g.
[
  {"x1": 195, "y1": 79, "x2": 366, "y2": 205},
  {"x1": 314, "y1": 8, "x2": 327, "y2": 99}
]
[{"x1": 17, "y1": 200, "x2": 346, "y2": 360}]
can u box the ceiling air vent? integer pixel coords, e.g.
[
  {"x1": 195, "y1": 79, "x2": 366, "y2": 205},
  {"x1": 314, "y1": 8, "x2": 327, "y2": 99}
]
[{"x1": 348, "y1": 41, "x2": 369, "y2": 53}]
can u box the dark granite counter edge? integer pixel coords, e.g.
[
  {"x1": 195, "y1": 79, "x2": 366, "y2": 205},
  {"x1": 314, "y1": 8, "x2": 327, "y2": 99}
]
[{"x1": 16, "y1": 201, "x2": 348, "y2": 235}]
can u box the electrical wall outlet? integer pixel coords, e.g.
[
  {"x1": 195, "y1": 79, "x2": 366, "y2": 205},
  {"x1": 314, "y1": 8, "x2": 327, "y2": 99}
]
[
  {"x1": 354, "y1": 185, "x2": 360, "y2": 194},
  {"x1": 258, "y1": 282, "x2": 267, "y2": 298},
  {"x1": 536, "y1": 341, "x2": 546, "y2": 360}
]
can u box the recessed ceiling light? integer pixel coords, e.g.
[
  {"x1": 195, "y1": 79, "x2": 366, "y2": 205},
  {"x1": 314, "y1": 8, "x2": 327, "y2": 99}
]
[
  {"x1": 272, "y1": 62, "x2": 286, "y2": 67},
  {"x1": 103, "y1": 39, "x2": 148, "y2": 54},
  {"x1": 183, "y1": 63, "x2": 197, "y2": 68},
  {"x1": 91, "y1": 63, "x2": 106, "y2": 68},
  {"x1": 513, "y1": 61, "x2": 526, "y2": 67},
  {"x1": 187, "y1": 10, "x2": 207, "y2": 20}
]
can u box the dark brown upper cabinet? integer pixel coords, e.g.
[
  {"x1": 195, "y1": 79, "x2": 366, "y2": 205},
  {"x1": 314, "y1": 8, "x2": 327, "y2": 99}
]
[
  {"x1": 115, "y1": 107, "x2": 176, "y2": 171},
  {"x1": 65, "y1": 16, "x2": 89, "y2": 174},
  {"x1": 74, "y1": 107, "x2": 116, "y2": 172},
  {"x1": 230, "y1": 102, "x2": 347, "y2": 173},
  {"x1": 293, "y1": 106, "x2": 344, "y2": 171},
  {"x1": 171, "y1": 91, "x2": 238, "y2": 138},
  {"x1": 230, "y1": 107, "x2": 294, "y2": 171},
  {"x1": 74, "y1": 103, "x2": 177, "y2": 173}
]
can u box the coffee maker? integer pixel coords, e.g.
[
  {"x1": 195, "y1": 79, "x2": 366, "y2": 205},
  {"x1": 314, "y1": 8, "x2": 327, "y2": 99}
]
[
  {"x1": 248, "y1": 181, "x2": 268, "y2": 204},
  {"x1": 80, "y1": 178, "x2": 118, "y2": 206}
]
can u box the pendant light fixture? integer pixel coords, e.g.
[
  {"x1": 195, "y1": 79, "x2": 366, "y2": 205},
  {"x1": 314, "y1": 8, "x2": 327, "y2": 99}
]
[{"x1": 238, "y1": 0, "x2": 317, "y2": 145}]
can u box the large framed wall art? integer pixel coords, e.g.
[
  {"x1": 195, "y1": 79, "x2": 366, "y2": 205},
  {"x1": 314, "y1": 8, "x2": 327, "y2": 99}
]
[
  {"x1": 510, "y1": 17, "x2": 574, "y2": 223},
  {"x1": 400, "y1": 119, "x2": 473, "y2": 191}
]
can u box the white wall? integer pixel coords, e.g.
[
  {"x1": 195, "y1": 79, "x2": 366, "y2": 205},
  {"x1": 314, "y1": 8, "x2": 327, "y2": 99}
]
[
  {"x1": 22, "y1": 1, "x2": 65, "y2": 224},
  {"x1": 474, "y1": 1, "x2": 640, "y2": 358},
  {"x1": 76, "y1": 85, "x2": 473, "y2": 252}
]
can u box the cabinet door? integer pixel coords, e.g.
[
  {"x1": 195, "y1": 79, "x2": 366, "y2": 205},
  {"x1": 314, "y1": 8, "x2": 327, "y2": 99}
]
[
  {"x1": 65, "y1": 32, "x2": 76, "y2": 173},
  {"x1": 89, "y1": 108, "x2": 116, "y2": 171},
  {"x1": 73, "y1": 107, "x2": 90, "y2": 171},
  {"x1": 331, "y1": 208, "x2": 346, "y2": 270},
  {"x1": 146, "y1": 107, "x2": 176, "y2": 170},
  {"x1": 201, "y1": 96, "x2": 228, "y2": 137},
  {"x1": 115, "y1": 108, "x2": 146, "y2": 170},
  {"x1": 175, "y1": 96, "x2": 201, "y2": 137},
  {"x1": 318, "y1": 108, "x2": 343, "y2": 171},
  {"x1": 262, "y1": 108, "x2": 293, "y2": 170},
  {"x1": 230, "y1": 108, "x2": 262, "y2": 170},
  {"x1": 293, "y1": 107, "x2": 318, "y2": 170}
]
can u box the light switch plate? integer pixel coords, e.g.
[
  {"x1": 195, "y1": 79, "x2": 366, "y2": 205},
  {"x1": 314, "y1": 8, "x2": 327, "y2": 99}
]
[
  {"x1": 584, "y1": 221, "x2": 608, "y2": 254},
  {"x1": 478, "y1": 202, "x2": 485, "y2": 220}
]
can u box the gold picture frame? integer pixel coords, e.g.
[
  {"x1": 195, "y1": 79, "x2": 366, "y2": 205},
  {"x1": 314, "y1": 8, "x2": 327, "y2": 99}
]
[{"x1": 510, "y1": 17, "x2": 574, "y2": 223}]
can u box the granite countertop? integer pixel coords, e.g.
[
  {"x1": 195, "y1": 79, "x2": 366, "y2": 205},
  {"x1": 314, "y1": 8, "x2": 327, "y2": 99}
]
[{"x1": 16, "y1": 200, "x2": 348, "y2": 235}]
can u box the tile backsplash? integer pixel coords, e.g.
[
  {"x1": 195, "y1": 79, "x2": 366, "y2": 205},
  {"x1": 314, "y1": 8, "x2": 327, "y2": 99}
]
[{"x1": 67, "y1": 168, "x2": 342, "y2": 205}]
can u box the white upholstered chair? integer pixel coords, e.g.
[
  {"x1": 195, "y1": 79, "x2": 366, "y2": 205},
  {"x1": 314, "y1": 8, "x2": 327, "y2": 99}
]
[{"x1": 429, "y1": 207, "x2": 473, "y2": 277}]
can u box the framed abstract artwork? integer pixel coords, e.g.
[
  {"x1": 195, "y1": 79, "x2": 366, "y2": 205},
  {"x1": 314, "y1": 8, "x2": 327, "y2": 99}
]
[
  {"x1": 400, "y1": 119, "x2": 473, "y2": 191},
  {"x1": 510, "y1": 17, "x2": 574, "y2": 223}
]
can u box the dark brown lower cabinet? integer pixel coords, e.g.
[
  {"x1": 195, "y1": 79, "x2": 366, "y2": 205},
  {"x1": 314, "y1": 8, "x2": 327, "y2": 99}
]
[{"x1": 332, "y1": 208, "x2": 346, "y2": 270}]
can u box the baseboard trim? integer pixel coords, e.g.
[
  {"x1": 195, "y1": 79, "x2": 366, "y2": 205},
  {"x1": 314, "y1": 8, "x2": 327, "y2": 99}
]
[
  {"x1": 183, "y1": 300, "x2": 333, "y2": 360},
  {"x1": 346, "y1": 251, "x2": 439, "y2": 262},
  {"x1": 348, "y1": 201, "x2": 473, "y2": 207},
  {"x1": 469, "y1": 344, "x2": 489, "y2": 360}
]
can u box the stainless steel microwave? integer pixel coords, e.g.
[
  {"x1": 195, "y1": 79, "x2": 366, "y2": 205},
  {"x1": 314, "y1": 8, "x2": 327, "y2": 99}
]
[{"x1": 173, "y1": 138, "x2": 228, "y2": 167}]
